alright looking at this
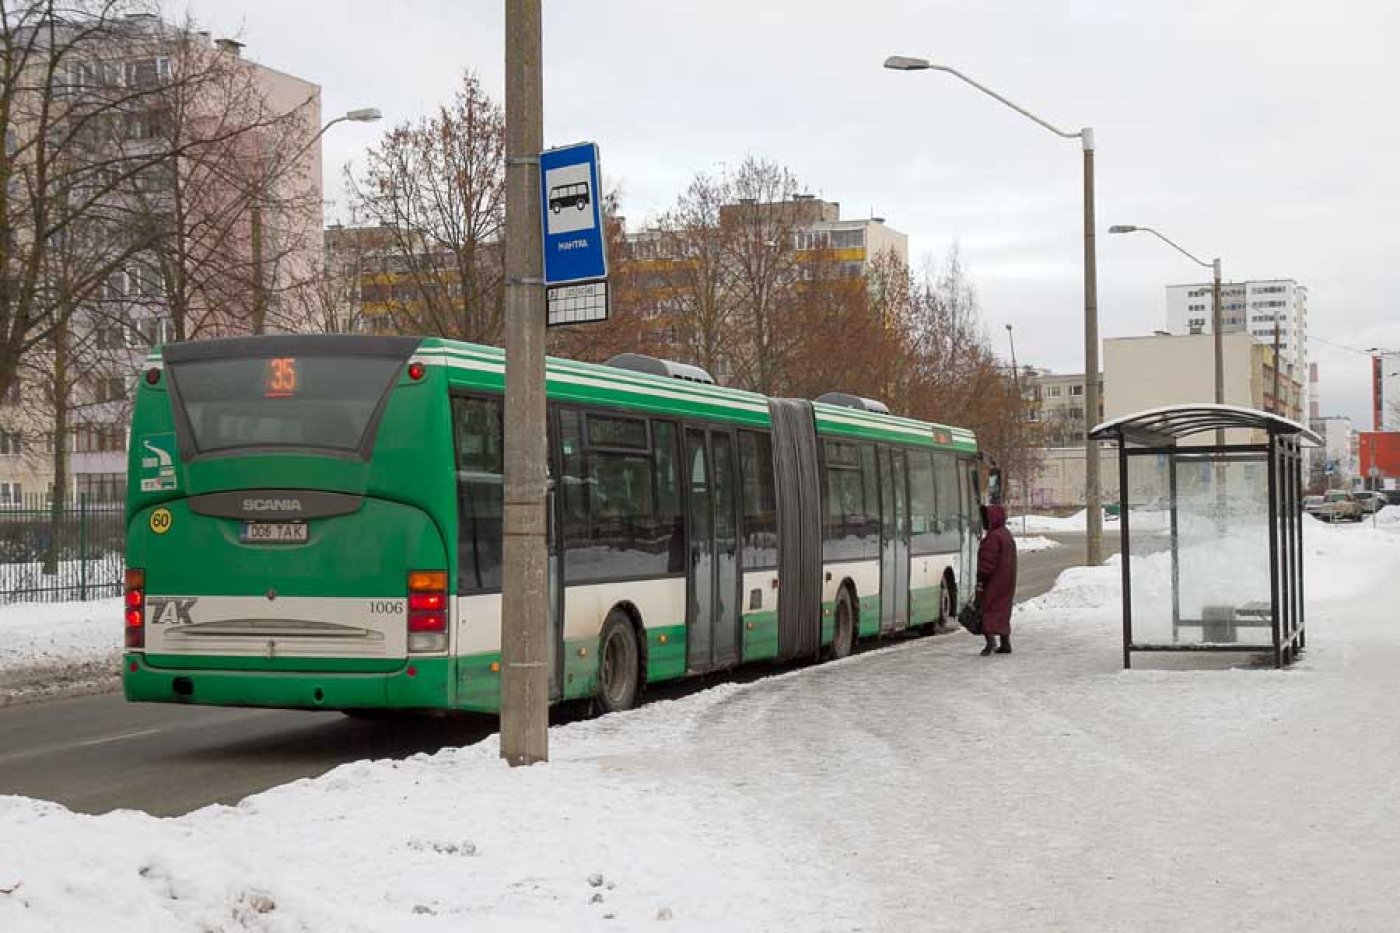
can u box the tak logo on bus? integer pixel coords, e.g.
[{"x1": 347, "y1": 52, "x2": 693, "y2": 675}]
[{"x1": 148, "y1": 597, "x2": 198, "y2": 625}]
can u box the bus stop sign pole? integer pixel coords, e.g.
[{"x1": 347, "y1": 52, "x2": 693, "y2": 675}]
[{"x1": 500, "y1": 0, "x2": 549, "y2": 766}]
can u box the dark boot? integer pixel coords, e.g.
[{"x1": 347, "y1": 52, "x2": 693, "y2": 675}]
[
  {"x1": 980, "y1": 636, "x2": 996, "y2": 656},
  {"x1": 996, "y1": 636, "x2": 1012, "y2": 654}
]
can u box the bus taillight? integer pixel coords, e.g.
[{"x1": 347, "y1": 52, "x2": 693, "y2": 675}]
[
  {"x1": 124, "y1": 568, "x2": 145, "y2": 649},
  {"x1": 406, "y1": 571, "x2": 448, "y2": 653}
]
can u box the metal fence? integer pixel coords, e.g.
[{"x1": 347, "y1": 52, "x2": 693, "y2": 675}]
[{"x1": 0, "y1": 494, "x2": 125, "y2": 604}]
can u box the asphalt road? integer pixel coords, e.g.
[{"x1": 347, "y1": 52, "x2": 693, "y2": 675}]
[{"x1": 0, "y1": 534, "x2": 1112, "y2": 817}]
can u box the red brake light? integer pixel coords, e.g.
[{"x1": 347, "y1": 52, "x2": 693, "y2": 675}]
[
  {"x1": 145, "y1": 368, "x2": 161, "y2": 385},
  {"x1": 408, "y1": 611, "x2": 447, "y2": 633},
  {"x1": 407, "y1": 362, "x2": 425, "y2": 381},
  {"x1": 124, "y1": 567, "x2": 145, "y2": 649},
  {"x1": 409, "y1": 592, "x2": 445, "y2": 612}
]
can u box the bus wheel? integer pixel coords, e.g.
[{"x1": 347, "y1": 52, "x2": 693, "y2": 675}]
[
  {"x1": 828, "y1": 588, "x2": 855, "y2": 660},
  {"x1": 930, "y1": 571, "x2": 957, "y2": 635},
  {"x1": 597, "y1": 611, "x2": 641, "y2": 714}
]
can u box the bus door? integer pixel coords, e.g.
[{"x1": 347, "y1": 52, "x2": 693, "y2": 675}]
[
  {"x1": 685, "y1": 427, "x2": 740, "y2": 671},
  {"x1": 960, "y1": 457, "x2": 982, "y2": 600},
  {"x1": 879, "y1": 446, "x2": 911, "y2": 632}
]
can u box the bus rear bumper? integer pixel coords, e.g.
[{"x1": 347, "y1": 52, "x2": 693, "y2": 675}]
[{"x1": 121, "y1": 653, "x2": 452, "y2": 711}]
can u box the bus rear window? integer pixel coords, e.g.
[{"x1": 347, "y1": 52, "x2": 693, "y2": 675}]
[{"x1": 168, "y1": 355, "x2": 405, "y2": 455}]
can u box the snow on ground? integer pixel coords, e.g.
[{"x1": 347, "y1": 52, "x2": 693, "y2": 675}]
[
  {"x1": 3, "y1": 520, "x2": 1400, "y2": 931},
  {"x1": 0, "y1": 597, "x2": 121, "y2": 705},
  {"x1": 1014, "y1": 508, "x2": 1176, "y2": 534},
  {"x1": 1009, "y1": 534, "x2": 1060, "y2": 553}
]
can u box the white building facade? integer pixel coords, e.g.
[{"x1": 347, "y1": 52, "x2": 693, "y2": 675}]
[{"x1": 1165, "y1": 279, "x2": 1309, "y2": 416}]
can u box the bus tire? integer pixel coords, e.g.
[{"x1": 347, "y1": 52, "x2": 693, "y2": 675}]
[
  {"x1": 828, "y1": 587, "x2": 856, "y2": 660},
  {"x1": 931, "y1": 570, "x2": 957, "y2": 635},
  {"x1": 597, "y1": 610, "x2": 641, "y2": 714}
]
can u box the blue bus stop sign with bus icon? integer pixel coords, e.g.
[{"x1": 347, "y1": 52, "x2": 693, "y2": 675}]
[{"x1": 540, "y1": 142, "x2": 607, "y2": 285}]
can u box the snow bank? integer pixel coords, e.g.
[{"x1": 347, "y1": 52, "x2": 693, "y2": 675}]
[{"x1": 0, "y1": 597, "x2": 119, "y2": 672}]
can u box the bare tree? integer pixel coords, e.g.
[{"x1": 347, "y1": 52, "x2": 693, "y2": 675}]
[
  {"x1": 899, "y1": 248, "x2": 1040, "y2": 493},
  {"x1": 546, "y1": 188, "x2": 672, "y2": 363},
  {"x1": 719, "y1": 157, "x2": 804, "y2": 395},
  {"x1": 640, "y1": 171, "x2": 735, "y2": 377},
  {"x1": 345, "y1": 70, "x2": 504, "y2": 342}
]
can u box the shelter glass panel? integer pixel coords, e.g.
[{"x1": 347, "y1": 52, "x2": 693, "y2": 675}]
[{"x1": 1125, "y1": 452, "x2": 1273, "y2": 647}]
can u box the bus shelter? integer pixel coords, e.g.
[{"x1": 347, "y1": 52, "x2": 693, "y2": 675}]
[{"x1": 1089, "y1": 405, "x2": 1320, "y2": 669}]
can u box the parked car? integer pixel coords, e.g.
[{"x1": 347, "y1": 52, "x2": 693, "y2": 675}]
[
  {"x1": 1353, "y1": 491, "x2": 1387, "y2": 514},
  {"x1": 1302, "y1": 495, "x2": 1325, "y2": 517},
  {"x1": 1315, "y1": 490, "x2": 1364, "y2": 522}
]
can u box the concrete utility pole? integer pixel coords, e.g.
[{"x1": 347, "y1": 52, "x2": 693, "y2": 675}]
[
  {"x1": 1212, "y1": 259, "x2": 1224, "y2": 407},
  {"x1": 1006, "y1": 324, "x2": 1028, "y2": 534},
  {"x1": 500, "y1": 0, "x2": 548, "y2": 766},
  {"x1": 1081, "y1": 131, "x2": 1101, "y2": 566}
]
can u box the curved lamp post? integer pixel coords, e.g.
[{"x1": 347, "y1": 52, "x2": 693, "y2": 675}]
[
  {"x1": 883, "y1": 55, "x2": 1102, "y2": 564},
  {"x1": 250, "y1": 107, "x2": 380, "y2": 333},
  {"x1": 1108, "y1": 225, "x2": 1223, "y2": 408}
]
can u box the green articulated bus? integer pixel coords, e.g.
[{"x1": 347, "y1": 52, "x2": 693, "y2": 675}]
[{"x1": 122, "y1": 335, "x2": 981, "y2": 715}]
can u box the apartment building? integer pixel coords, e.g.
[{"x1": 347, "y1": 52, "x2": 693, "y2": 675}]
[
  {"x1": 1018, "y1": 369, "x2": 1113, "y2": 509},
  {"x1": 0, "y1": 14, "x2": 322, "y2": 504}
]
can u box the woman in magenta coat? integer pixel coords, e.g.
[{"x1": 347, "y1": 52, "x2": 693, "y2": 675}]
[{"x1": 976, "y1": 503, "x2": 1018, "y2": 655}]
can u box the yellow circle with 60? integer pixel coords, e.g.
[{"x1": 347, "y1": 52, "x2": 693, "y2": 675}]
[{"x1": 149, "y1": 508, "x2": 173, "y2": 535}]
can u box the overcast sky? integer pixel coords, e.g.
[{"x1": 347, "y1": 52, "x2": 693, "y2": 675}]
[{"x1": 182, "y1": 0, "x2": 1399, "y2": 430}]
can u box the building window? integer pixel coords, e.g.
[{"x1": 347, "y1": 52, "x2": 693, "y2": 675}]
[
  {"x1": 0, "y1": 482, "x2": 21, "y2": 505},
  {"x1": 1069, "y1": 385, "x2": 1084, "y2": 397},
  {"x1": 1048, "y1": 386, "x2": 1062, "y2": 398},
  {"x1": 96, "y1": 376, "x2": 127, "y2": 403},
  {"x1": 0, "y1": 432, "x2": 21, "y2": 456},
  {"x1": 76, "y1": 472, "x2": 124, "y2": 503}
]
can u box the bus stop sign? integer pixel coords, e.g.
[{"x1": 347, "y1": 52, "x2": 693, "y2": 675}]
[{"x1": 539, "y1": 142, "x2": 608, "y2": 325}]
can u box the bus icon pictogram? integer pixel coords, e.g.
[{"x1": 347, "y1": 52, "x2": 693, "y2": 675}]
[{"x1": 548, "y1": 182, "x2": 589, "y2": 213}]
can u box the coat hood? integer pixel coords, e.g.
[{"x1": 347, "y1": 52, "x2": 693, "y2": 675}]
[{"x1": 983, "y1": 503, "x2": 1007, "y2": 531}]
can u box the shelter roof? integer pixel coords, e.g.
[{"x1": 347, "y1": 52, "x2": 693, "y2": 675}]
[{"x1": 1089, "y1": 404, "x2": 1322, "y2": 447}]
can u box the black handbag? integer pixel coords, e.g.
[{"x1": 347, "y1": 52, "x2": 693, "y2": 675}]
[{"x1": 958, "y1": 599, "x2": 983, "y2": 636}]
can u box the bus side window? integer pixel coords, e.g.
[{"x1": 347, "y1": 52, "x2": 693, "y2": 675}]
[{"x1": 452, "y1": 395, "x2": 503, "y2": 594}]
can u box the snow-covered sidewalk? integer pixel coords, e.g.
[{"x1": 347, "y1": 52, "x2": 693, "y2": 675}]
[
  {"x1": 2, "y1": 517, "x2": 1399, "y2": 931},
  {"x1": 0, "y1": 598, "x2": 122, "y2": 706}
]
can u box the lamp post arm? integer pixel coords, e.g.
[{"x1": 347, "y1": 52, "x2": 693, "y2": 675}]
[
  {"x1": 1134, "y1": 226, "x2": 1212, "y2": 269},
  {"x1": 927, "y1": 64, "x2": 1085, "y2": 143}
]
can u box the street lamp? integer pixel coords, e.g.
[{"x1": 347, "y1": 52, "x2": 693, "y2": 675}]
[
  {"x1": 1108, "y1": 225, "x2": 1224, "y2": 408},
  {"x1": 883, "y1": 54, "x2": 1103, "y2": 565},
  {"x1": 250, "y1": 106, "x2": 380, "y2": 333}
]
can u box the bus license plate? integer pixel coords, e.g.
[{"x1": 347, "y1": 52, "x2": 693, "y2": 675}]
[{"x1": 240, "y1": 522, "x2": 308, "y2": 543}]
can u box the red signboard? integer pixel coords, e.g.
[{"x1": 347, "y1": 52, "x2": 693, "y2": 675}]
[{"x1": 1358, "y1": 432, "x2": 1400, "y2": 483}]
